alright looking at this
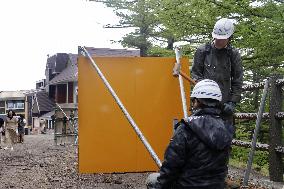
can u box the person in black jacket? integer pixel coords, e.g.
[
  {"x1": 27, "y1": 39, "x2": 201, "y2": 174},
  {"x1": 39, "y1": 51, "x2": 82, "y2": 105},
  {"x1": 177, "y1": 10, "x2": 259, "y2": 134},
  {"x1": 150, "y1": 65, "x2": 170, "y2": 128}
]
[
  {"x1": 146, "y1": 79, "x2": 234, "y2": 189},
  {"x1": 191, "y1": 18, "x2": 243, "y2": 116},
  {"x1": 18, "y1": 115, "x2": 26, "y2": 143}
]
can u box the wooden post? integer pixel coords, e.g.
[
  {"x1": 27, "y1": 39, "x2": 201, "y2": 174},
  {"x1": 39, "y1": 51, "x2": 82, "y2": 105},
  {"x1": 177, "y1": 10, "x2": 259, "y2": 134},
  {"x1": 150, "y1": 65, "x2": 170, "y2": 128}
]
[{"x1": 269, "y1": 76, "x2": 283, "y2": 182}]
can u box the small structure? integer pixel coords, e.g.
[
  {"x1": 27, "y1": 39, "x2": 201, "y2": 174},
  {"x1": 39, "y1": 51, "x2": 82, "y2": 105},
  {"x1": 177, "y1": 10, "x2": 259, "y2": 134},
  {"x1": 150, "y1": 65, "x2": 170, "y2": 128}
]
[
  {"x1": 30, "y1": 90, "x2": 55, "y2": 133},
  {"x1": 0, "y1": 90, "x2": 30, "y2": 124}
]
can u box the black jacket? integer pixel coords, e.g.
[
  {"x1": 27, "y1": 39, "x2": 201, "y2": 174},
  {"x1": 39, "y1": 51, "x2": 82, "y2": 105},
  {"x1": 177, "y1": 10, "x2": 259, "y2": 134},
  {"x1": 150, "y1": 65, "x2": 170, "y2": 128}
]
[
  {"x1": 191, "y1": 43, "x2": 243, "y2": 103},
  {"x1": 156, "y1": 108, "x2": 233, "y2": 189}
]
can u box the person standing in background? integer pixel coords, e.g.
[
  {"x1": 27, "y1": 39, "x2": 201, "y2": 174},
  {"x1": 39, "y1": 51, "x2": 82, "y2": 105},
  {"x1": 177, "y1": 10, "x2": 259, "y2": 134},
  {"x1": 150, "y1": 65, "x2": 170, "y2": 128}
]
[
  {"x1": 18, "y1": 115, "x2": 26, "y2": 143},
  {"x1": 0, "y1": 118, "x2": 4, "y2": 149},
  {"x1": 191, "y1": 18, "x2": 243, "y2": 131},
  {"x1": 4, "y1": 110, "x2": 18, "y2": 151}
]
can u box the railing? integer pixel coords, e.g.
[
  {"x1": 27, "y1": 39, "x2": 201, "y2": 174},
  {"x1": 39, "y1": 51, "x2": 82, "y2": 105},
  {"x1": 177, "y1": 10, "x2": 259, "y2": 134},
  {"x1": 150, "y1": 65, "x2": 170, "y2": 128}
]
[{"x1": 234, "y1": 76, "x2": 283, "y2": 183}]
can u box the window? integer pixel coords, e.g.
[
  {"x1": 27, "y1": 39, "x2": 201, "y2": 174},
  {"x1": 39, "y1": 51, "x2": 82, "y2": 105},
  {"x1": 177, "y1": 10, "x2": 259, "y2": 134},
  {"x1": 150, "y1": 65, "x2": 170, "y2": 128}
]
[
  {"x1": 16, "y1": 102, "x2": 24, "y2": 109},
  {"x1": 6, "y1": 101, "x2": 24, "y2": 110},
  {"x1": 7, "y1": 102, "x2": 14, "y2": 109}
]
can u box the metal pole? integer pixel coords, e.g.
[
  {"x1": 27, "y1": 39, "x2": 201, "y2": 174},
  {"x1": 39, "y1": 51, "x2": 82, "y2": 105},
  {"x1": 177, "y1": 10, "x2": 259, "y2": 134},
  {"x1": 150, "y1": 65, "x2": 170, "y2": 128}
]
[
  {"x1": 174, "y1": 47, "x2": 188, "y2": 121},
  {"x1": 56, "y1": 103, "x2": 68, "y2": 118},
  {"x1": 78, "y1": 46, "x2": 162, "y2": 168},
  {"x1": 243, "y1": 79, "x2": 269, "y2": 186}
]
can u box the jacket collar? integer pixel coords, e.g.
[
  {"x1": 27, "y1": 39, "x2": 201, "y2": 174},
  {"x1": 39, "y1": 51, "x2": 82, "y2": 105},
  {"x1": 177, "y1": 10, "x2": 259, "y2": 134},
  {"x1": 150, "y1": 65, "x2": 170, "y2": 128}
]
[{"x1": 192, "y1": 107, "x2": 221, "y2": 116}]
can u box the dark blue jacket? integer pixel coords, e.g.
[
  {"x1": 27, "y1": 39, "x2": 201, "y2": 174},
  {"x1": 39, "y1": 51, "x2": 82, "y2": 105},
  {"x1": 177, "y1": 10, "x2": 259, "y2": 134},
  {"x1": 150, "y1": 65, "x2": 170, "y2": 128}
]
[
  {"x1": 191, "y1": 43, "x2": 243, "y2": 103},
  {"x1": 156, "y1": 108, "x2": 233, "y2": 189}
]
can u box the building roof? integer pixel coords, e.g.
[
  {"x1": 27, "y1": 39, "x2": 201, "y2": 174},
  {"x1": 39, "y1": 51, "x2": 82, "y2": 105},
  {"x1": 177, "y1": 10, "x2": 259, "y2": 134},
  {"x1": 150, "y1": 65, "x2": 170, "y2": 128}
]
[
  {"x1": 85, "y1": 47, "x2": 140, "y2": 57},
  {"x1": 0, "y1": 91, "x2": 26, "y2": 100},
  {"x1": 33, "y1": 91, "x2": 55, "y2": 113},
  {"x1": 49, "y1": 48, "x2": 140, "y2": 85},
  {"x1": 48, "y1": 59, "x2": 78, "y2": 85},
  {"x1": 40, "y1": 110, "x2": 55, "y2": 119}
]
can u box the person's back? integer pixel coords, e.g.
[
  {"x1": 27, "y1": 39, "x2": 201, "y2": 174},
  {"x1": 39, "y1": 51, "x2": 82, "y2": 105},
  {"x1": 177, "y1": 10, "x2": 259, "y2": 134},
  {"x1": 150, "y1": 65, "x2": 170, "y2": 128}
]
[
  {"x1": 161, "y1": 107, "x2": 232, "y2": 188},
  {"x1": 147, "y1": 79, "x2": 233, "y2": 189},
  {"x1": 18, "y1": 115, "x2": 26, "y2": 143}
]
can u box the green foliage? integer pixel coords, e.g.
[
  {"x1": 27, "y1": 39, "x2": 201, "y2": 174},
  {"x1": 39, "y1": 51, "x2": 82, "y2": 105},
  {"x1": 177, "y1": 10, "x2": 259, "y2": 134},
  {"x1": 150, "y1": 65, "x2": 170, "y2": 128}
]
[
  {"x1": 91, "y1": 0, "x2": 178, "y2": 56},
  {"x1": 147, "y1": 46, "x2": 175, "y2": 57},
  {"x1": 231, "y1": 146, "x2": 269, "y2": 174},
  {"x1": 148, "y1": 45, "x2": 194, "y2": 57}
]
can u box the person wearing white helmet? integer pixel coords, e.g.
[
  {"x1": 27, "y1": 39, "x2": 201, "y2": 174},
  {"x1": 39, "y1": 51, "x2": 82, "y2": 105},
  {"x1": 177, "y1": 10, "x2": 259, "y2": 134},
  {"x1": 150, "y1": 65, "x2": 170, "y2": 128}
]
[
  {"x1": 191, "y1": 18, "x2": 243, "y2": 118},
  {"x1": 146, "y1": 79, "x2": 233, "y2": 189}
]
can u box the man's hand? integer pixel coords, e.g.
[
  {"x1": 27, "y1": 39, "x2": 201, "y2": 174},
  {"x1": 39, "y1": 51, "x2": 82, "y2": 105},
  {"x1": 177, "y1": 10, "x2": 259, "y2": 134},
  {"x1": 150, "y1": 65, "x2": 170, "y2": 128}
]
[
  {"x1": 172, "y1": 63, "x2": 181, "y2": 77},
  {"x1": 223, "y1": 102, "x2": 236, "y2": 115}
]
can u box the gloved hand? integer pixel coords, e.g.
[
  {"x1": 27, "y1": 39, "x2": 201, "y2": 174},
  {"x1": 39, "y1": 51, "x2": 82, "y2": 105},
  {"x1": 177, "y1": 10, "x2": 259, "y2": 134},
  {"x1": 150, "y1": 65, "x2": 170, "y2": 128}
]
[
  {"x1": 223, "y1": 101, "x2": 236, "y2": 115},
  {"x1": 172, "y1": 62, "x2": 181, "y2": 77}
]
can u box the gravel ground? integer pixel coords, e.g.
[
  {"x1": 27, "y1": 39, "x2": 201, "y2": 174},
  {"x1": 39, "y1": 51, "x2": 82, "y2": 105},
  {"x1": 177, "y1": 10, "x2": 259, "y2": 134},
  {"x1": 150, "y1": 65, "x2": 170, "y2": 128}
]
[{"x1": 0, "y1": 132, "x2": 283, "y2": 189}]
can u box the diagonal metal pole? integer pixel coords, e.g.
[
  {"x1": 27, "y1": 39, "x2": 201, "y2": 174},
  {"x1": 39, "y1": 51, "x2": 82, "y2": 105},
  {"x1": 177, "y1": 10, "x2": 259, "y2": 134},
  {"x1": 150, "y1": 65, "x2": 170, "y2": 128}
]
[
  {"x1": 243, "y1": 79, "x2": 270, "y2": 186},
  {"x1": 78, "y1": 46, "x2": 162, "y2": 168},
  {"x1": 56, "y1": 103, "x2": 68, "y2": 118},
  {"x1": 174, "y1": 47, "x2": 188, "y2": 121}
]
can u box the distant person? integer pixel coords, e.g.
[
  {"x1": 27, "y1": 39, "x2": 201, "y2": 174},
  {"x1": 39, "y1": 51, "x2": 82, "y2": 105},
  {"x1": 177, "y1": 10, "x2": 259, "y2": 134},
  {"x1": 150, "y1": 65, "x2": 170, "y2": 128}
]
[
  {"x1": 146, "y1": 80, "x2": 233, "y2": 189},
  {"x1": 4, "y1": 110, "x2": 18, "y2": 150},
  {"x1": 40, "y1": 119, "x2": 46, "y2": 134},
  {"x1": 0, "y1": 118, "x2": 4, "y2": 149},
  {"x1": 18, "y1": 115, "x2": 26, "y2": 143}
]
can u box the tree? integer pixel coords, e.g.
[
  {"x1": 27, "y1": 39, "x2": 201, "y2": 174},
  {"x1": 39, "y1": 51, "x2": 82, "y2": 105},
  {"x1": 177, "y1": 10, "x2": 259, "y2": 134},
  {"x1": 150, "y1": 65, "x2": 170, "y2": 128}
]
[
  {"x1": 155, "y1": 0, "x2": 284, "y2": 79},
  {"x1": 90, "y1": 0, "x2": 182, "y2": 56},
  {"x1": 90, "y1": 0, "x2": 159, "y2": 56}
]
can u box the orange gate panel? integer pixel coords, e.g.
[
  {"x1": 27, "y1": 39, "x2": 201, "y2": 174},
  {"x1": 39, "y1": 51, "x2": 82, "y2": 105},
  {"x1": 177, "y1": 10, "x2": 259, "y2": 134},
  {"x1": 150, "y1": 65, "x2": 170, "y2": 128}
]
[{"x1": 78, "y1": 57, "x2": 191, "y2": 173}]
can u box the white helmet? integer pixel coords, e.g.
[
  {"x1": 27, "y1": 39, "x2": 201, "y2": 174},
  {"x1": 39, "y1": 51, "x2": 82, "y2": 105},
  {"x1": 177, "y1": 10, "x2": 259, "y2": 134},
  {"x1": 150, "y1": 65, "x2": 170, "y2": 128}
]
[
  {"x1": 212, "y1": 18, "x2": 234, "y2": 39},
  {"x1": 191, "y1": 79, "x2": 222, "y2": 102}
]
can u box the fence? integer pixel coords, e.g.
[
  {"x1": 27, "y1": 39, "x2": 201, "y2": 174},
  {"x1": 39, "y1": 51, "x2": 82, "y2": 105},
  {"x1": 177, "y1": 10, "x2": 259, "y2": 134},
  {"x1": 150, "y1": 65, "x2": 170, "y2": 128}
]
[{"x1": 233, "y1": 76, "x2": 284, "y2": 182}]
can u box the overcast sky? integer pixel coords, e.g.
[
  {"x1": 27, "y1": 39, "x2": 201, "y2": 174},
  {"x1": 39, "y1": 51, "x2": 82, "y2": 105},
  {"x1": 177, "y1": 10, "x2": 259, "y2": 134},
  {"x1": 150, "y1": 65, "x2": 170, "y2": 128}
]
[{"x1": 0, "y1": 0, "x2": 130, "y2": 91}]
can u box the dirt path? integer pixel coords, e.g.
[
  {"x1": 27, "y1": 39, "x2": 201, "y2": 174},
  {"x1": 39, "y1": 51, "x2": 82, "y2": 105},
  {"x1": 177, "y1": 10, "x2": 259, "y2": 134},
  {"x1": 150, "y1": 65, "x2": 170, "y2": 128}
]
[
  {"x1": 0, "y1": 133, "x2": 147, "y2": 189},
  {"x1": 0, "y1": 133, "x2": 282, "y2": 189}
]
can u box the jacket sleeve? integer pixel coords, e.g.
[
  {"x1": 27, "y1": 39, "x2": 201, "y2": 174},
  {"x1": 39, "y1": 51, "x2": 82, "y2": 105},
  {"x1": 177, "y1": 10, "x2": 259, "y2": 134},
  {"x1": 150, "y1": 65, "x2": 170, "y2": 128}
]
[
  {"x1": 230, "y1": 49, "x2": 243, "y2": 103},
  {"x1": 191, "y1": 46, "x2": 206, "y2": 82},
  {"x1": 156, "y1": 125, "x2": 188, "y2": 189}
]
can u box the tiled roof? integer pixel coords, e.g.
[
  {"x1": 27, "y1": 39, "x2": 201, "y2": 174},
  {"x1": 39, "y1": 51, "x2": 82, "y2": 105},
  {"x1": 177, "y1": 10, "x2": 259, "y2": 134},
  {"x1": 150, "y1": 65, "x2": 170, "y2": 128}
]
[
  {"x1": 49, "y1": 54, "x2": 78, "y2": 85},
  {"x1": 34, "y1": 91, "x2": 55, "y2": 113},
  {"x1": 49, "y1": 48, "x2": 140, "y2": 85}
]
